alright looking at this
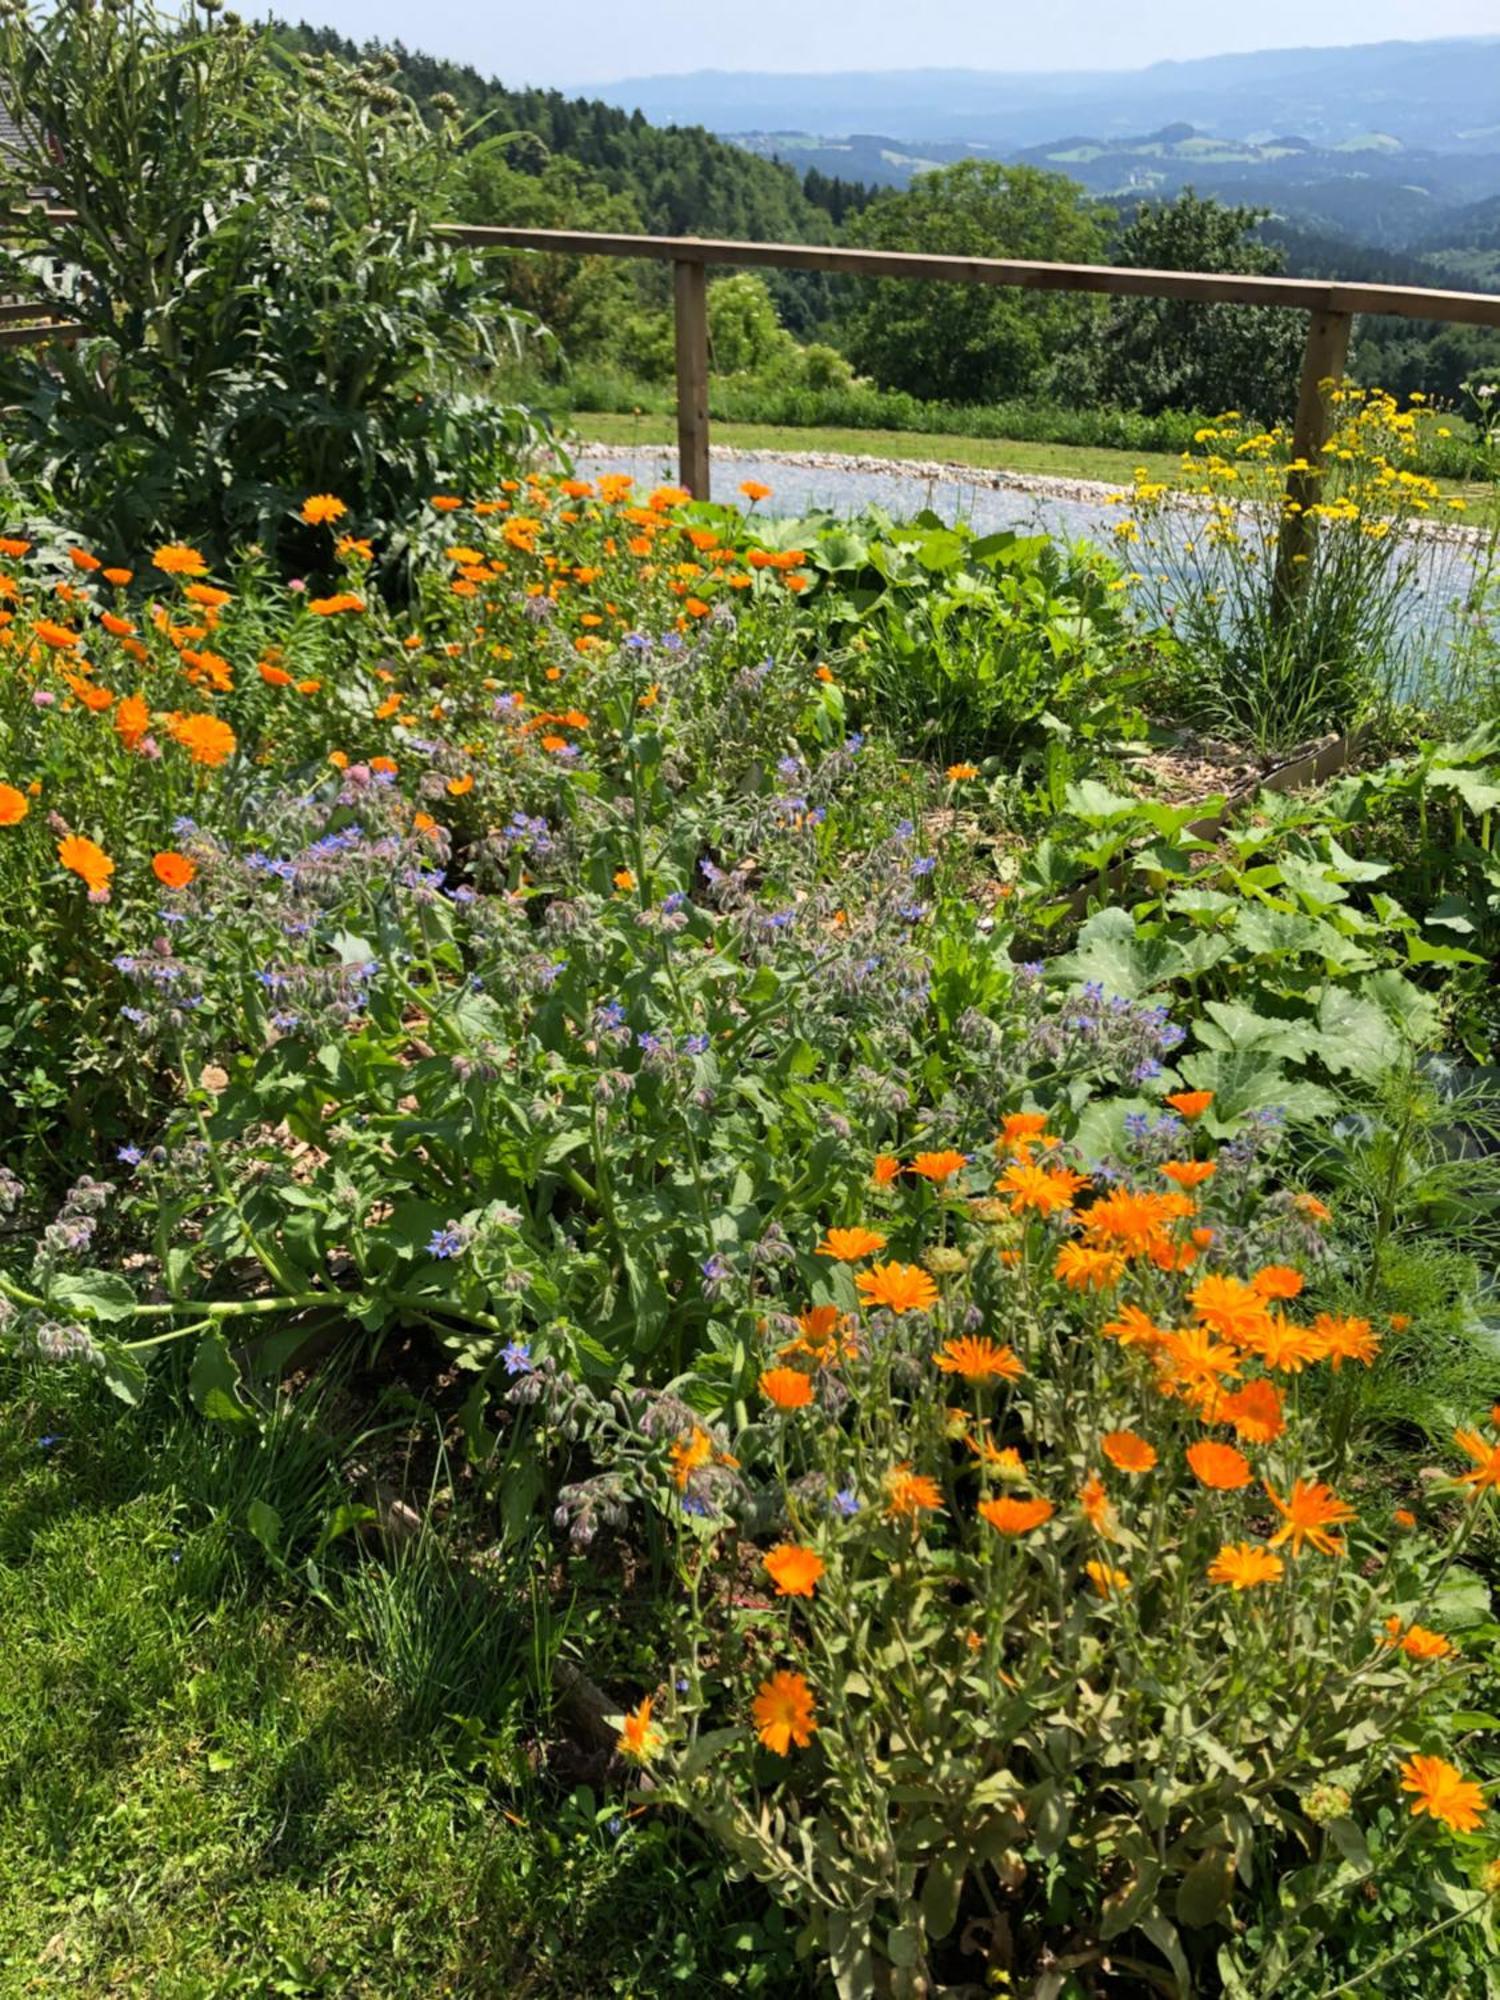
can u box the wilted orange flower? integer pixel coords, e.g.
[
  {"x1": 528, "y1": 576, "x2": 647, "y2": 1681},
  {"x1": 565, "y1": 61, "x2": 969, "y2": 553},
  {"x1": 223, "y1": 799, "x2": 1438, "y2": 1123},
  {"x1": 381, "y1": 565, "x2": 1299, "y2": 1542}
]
[
  {"x1": 1101, "y1": 1429, "x2": 1157, "y2": 1473},
  {"x1": 152, "y1": 850, "x2": 196, "y2": 890},
  {"x1": 1085, "y1": 1560, "x2": 1130, "y2": 1597},
  {"x1": 759, "y1": 1367, "x2": 814, "y2": 1410},
  {"x1": 1399, "y1": 1754, "x2": 1486, "y2": 1833},
  {"x1": 816, "y1": 1225, "x2": 887, "y2": 1261},
  {"x1": 764, "y1": 1544, "x2": 825, "y2": 1597},
  {"x1": 1187, "y1": 1440, "x2": 1252, "y2": 1490},
  {"x1": 945, "y1": 761, "x2": 979, "y2": 781},
  {"x1": 58, "y1": 834, "x2": 113, "y2": 893},
  {"x1": 1295, "y1": 1192, "x2": 1332, "y2": 1224},
  {"x1": 752, "y1": 1670, "x2": 817, "y2": 1753},
  {"x1": 933, "y1": 1336, "x2": 1023, "y2": 1384},
  {"x1": 1314, "y1": 1312, "x2": 1380, "y2": 1371},
  {"x1": 0, "y1": 783, "x2": 28, "y2": 826},
  {"x1": 618, "y1": 1694, "x2": 663, "y2": 1762},
  {"x1": 166, "y1": 712, "x2": 236, "y2": 766},
  {"x1": 1250, "y1": 1264, "x2": 1304, "y2": 1301},
  {"x1": 856, "y1": 1261, "x2": 938, "y2": 1315},
  {"x1": 1188, "y1": 1274, "x2": 1270, "y2": 1345},
  {"x1": 1165, "y1": 1090, "x2": 1214, "y2": 1119},
  {"x1": 979, "y1": 1494, "x2": 1054, "y2": 1536},
  {"x1": 1053, "y1": 1243, "x2": 1125, "y2": 1292},
  {"x1": 1453, "y1": 1428, "x2": 1500, "y2": 1496},
  {"x1": 884, "y1": 1464, "x2": 944, "y2": 1518},
  {"x1": 998, "y1": 1161, "x2": 1087, "y2": 1216},
  {"x1": 668, "y1": 1427, "x2": 713, "y2": 1491},
  {"x1": 1079, "y1": 1473, "x2": 1121, "y2": 1540},
  {"x1": 153, "y1": 544, "x2": 209, "y2": 577},
  {"x1": 300, "y1": 494, "x2": 347, "y2": 525},
  {"x1": 1160, "y1": 1159, "x2": 1216, "y2": 1188},
  {"x1": 1266, "y1": 1479, "x2": 1355, "y2": 1558},
  {"x1": 1219, "y1": 1377, "x2": 1285, "y2": 1445},
  {"x1": 871, "y1": 1153, "x2": 903, "y2": 1187},
  {"x1": 909, "y1": 1149, "x2": 967, "y2": 1184},
  {"x1": 1207, "y1": 1542, "x2": 1284, "y2": 1590}
]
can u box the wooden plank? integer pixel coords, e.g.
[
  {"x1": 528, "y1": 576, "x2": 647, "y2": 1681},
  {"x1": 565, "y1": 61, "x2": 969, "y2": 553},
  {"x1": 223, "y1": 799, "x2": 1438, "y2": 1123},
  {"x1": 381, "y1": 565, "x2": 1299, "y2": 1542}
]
[
  {"x1": 442, "y1": 225, "x2": 1500, "y2": 330},
  {"x1": 1271, "y1": 310, "x2": 1355, "y2": 623},
  {"x1": 0, "y1": 300, "x2": 51, "y2": 325},
  {"x1": 0, "y1": 320, "x2": 79, "y2": 348},
  {"x1": 673, "y1": 257, "x2": 710, "y2": 500}
]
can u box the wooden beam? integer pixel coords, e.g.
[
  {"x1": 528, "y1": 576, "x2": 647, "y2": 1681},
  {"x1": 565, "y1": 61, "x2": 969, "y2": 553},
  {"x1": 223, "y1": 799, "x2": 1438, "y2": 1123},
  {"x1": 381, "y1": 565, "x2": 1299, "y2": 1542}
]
[
  {"x1": 0, "y1": 320, "x2": 79, "y2": 348},
  {"x1": 673, "y1": 256, "x2": 710, "y2": 501},
  {"x1": 1271, "y1": 309, "x2": 1355, "y2": 625},
  {"x1": 442, "y1": 226, "x2": 1500, "y2": 330}
]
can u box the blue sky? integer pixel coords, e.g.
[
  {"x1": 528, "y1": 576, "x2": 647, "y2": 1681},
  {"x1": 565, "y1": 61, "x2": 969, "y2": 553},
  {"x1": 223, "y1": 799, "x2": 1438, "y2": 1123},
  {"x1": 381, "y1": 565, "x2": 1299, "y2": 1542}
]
[{"x1": 268, "y1": 0, "x2": 1500, "y2": 85}]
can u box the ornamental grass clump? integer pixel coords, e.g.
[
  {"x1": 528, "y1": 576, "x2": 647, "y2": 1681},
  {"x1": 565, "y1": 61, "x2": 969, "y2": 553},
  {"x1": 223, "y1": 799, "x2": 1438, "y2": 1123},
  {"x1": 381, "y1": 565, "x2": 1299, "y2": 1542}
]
[
  {"x1": 1111, "y1": 385, "x2": 1480, "y2": 749},
  {"x1": 617, "y1": 1111, "x2": 1498, "y2": 1996}
]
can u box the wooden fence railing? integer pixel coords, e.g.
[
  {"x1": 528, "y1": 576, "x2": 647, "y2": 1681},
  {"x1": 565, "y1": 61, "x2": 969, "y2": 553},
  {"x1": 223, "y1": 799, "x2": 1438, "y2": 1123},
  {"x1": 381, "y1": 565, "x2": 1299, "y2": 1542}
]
[{"x1": 7, "y1": 218, "x2": 1500, "y2": 605}]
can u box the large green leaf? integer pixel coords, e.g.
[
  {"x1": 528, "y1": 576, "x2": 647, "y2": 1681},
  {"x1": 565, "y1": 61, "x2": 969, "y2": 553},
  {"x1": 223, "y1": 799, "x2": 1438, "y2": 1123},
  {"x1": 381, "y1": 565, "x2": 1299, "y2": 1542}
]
[{"x1": 1048, "y1": 907, "x2": 1184, "y2": 999}]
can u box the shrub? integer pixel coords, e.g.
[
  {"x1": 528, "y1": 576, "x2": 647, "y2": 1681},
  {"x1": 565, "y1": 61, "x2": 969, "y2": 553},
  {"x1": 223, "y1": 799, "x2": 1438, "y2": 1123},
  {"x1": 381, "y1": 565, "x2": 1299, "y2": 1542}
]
[{"x1": 0, "y1": 0, "x2": 541, "y2": 575}]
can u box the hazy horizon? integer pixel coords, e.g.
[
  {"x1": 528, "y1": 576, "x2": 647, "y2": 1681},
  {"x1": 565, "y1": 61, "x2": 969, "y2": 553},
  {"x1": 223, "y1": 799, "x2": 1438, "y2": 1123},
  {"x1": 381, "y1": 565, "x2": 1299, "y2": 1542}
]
[{"x1": 261, "y1": 5, "x2": 1500, "y2": 89}]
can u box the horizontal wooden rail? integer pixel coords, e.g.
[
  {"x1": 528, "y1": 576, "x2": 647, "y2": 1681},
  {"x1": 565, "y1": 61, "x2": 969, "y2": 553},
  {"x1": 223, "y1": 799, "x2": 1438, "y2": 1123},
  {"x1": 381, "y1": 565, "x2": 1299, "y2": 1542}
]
[{"x1": 442, "y1": 225, "x2": 1500, "y2": 330}]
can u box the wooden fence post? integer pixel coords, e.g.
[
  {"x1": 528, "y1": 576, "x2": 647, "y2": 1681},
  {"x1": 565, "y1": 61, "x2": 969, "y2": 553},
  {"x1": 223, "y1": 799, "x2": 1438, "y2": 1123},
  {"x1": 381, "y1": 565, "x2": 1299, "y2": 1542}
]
[
  {"x1": 1271, "y1": 307, "x2": 1353, "y2": 626},
  {"x1": 673, "y1": 255, "x2": 710, "y2": 500}
]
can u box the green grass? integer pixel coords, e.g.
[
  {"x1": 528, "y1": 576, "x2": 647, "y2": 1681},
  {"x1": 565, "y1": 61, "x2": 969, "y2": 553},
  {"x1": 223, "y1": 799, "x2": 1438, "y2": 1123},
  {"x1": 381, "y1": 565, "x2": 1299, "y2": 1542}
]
[{"x1": 0, "y1": 1366, "x2": 809, "y2": 1998}]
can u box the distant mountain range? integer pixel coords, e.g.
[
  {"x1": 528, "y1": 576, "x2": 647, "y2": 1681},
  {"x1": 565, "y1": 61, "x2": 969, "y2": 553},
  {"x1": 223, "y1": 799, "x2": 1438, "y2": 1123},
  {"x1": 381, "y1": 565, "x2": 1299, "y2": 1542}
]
[
  {"x1": 590, "y1": 38, "x2": 1500, "y2": 155},
  {"x1": 587, "y1": 38, "x2": 1500, "y2": 254}
]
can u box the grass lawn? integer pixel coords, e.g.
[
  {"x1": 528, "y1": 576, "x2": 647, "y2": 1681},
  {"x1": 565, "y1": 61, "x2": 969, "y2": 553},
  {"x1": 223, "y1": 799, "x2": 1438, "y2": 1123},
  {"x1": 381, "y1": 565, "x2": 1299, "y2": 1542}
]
[
  {"x1": 567, "y1": 410, "x2": 1500, "y2": 522},
  {"x1": 0, "y1": 1367, "x2": 804, "y2": 1999}
]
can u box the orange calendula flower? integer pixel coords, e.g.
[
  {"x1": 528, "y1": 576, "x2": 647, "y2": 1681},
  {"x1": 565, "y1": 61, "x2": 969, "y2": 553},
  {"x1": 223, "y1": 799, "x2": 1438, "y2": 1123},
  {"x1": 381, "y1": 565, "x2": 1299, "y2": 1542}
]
[
  {"x1": 300, "y1": 494, "x2": 347, "y2": 525},
  {"x1": 871, "y1": 1153, "x2": 903, "y2": 1187},
  {"x1": 58, "y1": 834, "x2": 113, "y2": 894},
  {"x1": 1251, "y1": 1264, "x2": 1304, "y2": 1301},
  {"x1": 166, "y1": 712, "x2": 236, "y2": 766},
  {"x1": 999, "y1": 1162, "x2": 1087, "y2": 1216},
  {"x1": 1165, "y1": 1090, "x2": 1214, "y2": 1119},
  {"x1": 0, "y1": 536, "x2": 31, "y2": 557},
  {"x1": 99, "y1": 610, "x2": 136, "y2": 638},
  {"x1": 114, "y1": 692, "x2": 150, "y2": 752},
  {"x1": 617, "y1": 1694, "x2": 663, "y2": 1763},
  {"x1": 1384, "y1": 1616, "x2": 1455, "y2": 1660},
  {"x1": 933, "y1": 1336, "x2": 1023, "y2": 1384},
  {"x1": 1160, "y1": 1325, "x2": 1242, "y2": 1398},
  {"x1": 998, "y1": 1111, "x2": 1050, "y2": 1156},
  {"x1": 1398, "y1": 1754, "x2": 1487, "y2": 1833},
  {"x1": 151, "y1": 850, "x2": 196, "y2": 890},
  {"x1": 1219, "y1": 1377, "x2": 1286, "y2": 1445},
  {"x1": 1053, "y1": 1243, "x2": 1125, "y2": 1292},
  {"x1": 611, "y1": 867, "x2": 635, "y2": 891},
  {"x1": 1101, "y1": 1429, "x2": 1157, "y2": 1473},
  {"x1": 856, "y1": 1261, "x2": 938, "y2": 1316},
  {"x1": 1160, "y1": 1159, "x2": 1216, "y2": 1188},
  {"x1": 430, "y1": 494, "x2": 464, "y2": 512},
  {"x1": 308, "y1": 593, "x2": 365, "y2": 616},
  {"x1": 1207, "y1": 1542, "x2": 1284, "y2": 1590},
  {"x1": 1085, "y1": 1560, "x2": 1130, "y2": 1597},
  {"x1": 816, "y1": 1225, "x2": 887, "y2": 1261},
  {"x1": 102, "y1": 566, "x2": 132, "y2": 586},
  {"x1": 0, "y1": 783, "x2": 29, "y2": 826},
  {"x1": 1188, "y1": 1273, "x2": 1270, "y2": 1345},
  {"x1": 763, "y1": 1543, "x2": 825, "y2": 1597},
  {"x1": 1079, "y1": 1473, "x2": 1121, "y2": 1540},
  {"x1": 1079, "y1": 1187, "x2": 1195, "y2": 1260},
  {"x1": 979, "y1": 1494, "x2": 1054, "y2": 1536},
  {"x1": 884, "y1": 1464, "x2": 944, "y2": 1518},
  {"x1": 739, "y1": 480, "x2": 772, "y2": 502},
  {"x1": 1295, "y1": 1192, "x2": 1332, "y2": 1224},
  {"x1": 752, "y1": 1670, "x2": 817, "y2": 1753},
  {"x1": 945, "y1": 761, "x2": 979, "y2": 781},
  {"x1": 1452, "y1": 1428, "x2": 1500, "y2": 1496},
  {"x1": 152, "y1": 544, "x2": 209, "y2": 577},
  {"x1": 908, "y1": 1149, "x2": 967, "y2": 1184},
  {"x1": 31, "y1": 617, "x2": 80, "y2": 650},
  {"x1": 1241, "y1": 1313, "x2": 1326, "y2": 1375},
  {"x1": 669, "y1": 1426, "x2": 714, "y2": 1490},
  {"x1": 1100, "y1": 1303, "x2": 1169, "y2": 1352},
  {"x1": 1393, "y1": 1507, "x2": 1418, "y2": 1529},
  {"x1": 1187, "y1": 1440, "x2": 1253, "y2": 1491},
  {"x1": 447, "y1": 773, "x2": 475, "y2": 797},
  {"x1": 759, "y1": 1367, "x2": 813, "y2": 1411},
  {"x1": 1313, "y1": 1312, "x2": 1380, "y2": 1371},
  {"x1": 1265, "y1": 1479, "x2": 1355, "y2": 1558}
]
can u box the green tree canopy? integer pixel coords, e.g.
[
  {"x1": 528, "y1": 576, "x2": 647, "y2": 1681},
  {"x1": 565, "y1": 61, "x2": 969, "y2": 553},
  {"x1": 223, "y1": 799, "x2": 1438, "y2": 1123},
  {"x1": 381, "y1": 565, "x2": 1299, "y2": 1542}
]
[
  {"x1": 1088, "y1": 189, "x2": 1306, "y2": 419},
  {"x1": 838, "y1": 161, "x2": 1106, "y2": 403}
]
